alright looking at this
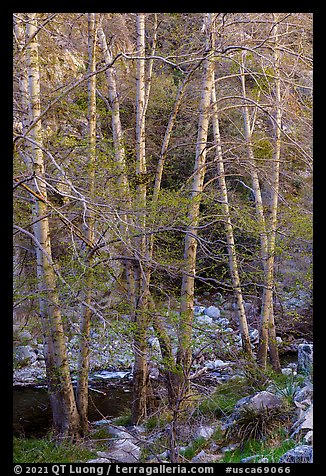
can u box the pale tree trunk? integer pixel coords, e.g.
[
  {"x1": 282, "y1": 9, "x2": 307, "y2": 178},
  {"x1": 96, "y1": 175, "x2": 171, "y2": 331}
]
[
  {"x1": 239, "y1": 53, "x2": 270, "y2": 366},
  {"x1": 263, "y1": 16, "x2": 282, "y2": 372},
  {"x1": 23, "y1": 13, "x2": 81, "y2": 438},
  {"x1": 239, "y1": 41, "x2": 281, "y2": 371},
  {"x1": 132, "y1": 12, "x2": 149, "y2": 424},
  {"x1": 76, "y1": 13, "x2": 97, "y2": 433},
  {"x1": 97, "y1": 19, "x2": 135, "y2": 316},
  {"x1": 176, "y1": 13, "x2": 215, "y2": 403},
  {"x1": 148, "y1": 67, "x2": 199, "y2": 408},
  {"x1": 211, "y1": 78, "x2": 253, "y2": 358},
  {"x1": 97, "y1": 21, "x2": 130, "y2": 198}
]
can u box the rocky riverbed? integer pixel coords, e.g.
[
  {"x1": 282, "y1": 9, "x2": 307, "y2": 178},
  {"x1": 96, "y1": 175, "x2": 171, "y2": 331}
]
[{"x1": 13, "y1": 301, "x2": 310, "y2": 386}]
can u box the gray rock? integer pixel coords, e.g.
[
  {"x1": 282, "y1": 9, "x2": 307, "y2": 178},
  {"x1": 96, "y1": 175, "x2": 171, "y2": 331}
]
[
  {"x1": 235, "y1": 391, "x2": 283, "y2": 412},
  {"x1": 14, "y1": 345, "x2": 37, "y2": 365},
  {"x1": 106, "y1": 426, "x2": 134, "y2": 440},
  {"x1": 194, "y1": 306, "x2": 206, "y2": 315},
  {"x1": 20, "y1": 330, "x2": 33, "y2": 341},
  {"x1": 297, "y1": 344, "x2": 313, "y2": 374},
  {"x1": 87, "y1": 458, "x2": 111, "y2": 463},
  {"x1": 195, "y1": 314, "x2": 213, "y2": 325},
  {"x1": 294, "y1": 384, "x2": 313, "y2": 404},
  {"x1": 303, "y1": 431, "x2": 313, "y2": 444},
  {"x1": 148, "y1": 336, "x2": 160, "y2": 351},
  {"x1": 204, "y1": 306, "x2": 221, "y2": 319},
  {"x1": 281, "y1": 368, "x2": 295, "y2": 376},
  {"x1": 204, "y1": 360, "x2": 231, "y2": 371},
  {"x1": 216, "y1": 317, "x2": 230, "y2": 327},
  {"x1": 93, "y1": 419, "x2": 112, "y2": 426},
  {"x1": 240, "y1": 455, "x2": 262, "y2": 463},
  {"x1": 279, "y1": 445, "x2": 313, "y2": 463},
  {"x1": 221, "y1": 443, "x2": 240, "y2": 453},
  {"x1": 194, "y1": 425, "x2": 215, "y2": 440},
  {"x1": 249, "y1": 328, "x2": 259, "y2": 344},
  {"x1": 158, "y1": 451, "x2": 169, "y2": 460},
  {"x1": 291, "y1": 404, "x2": 313, "y2": 438},
  {"x1": 191, "y1": 450, "x2": 222, "y2": 463},
  {"x1": 100, "y1": 439, "x2": 141, "y2": 463}
]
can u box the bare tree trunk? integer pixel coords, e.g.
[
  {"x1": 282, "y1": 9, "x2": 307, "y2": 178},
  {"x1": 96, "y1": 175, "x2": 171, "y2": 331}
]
[
  {"x1": 239, "y1": 36, "x2": 281, "y2": 371},
  {"x1": 76, "y1": 13, "x2": 98, "y2": 433},
  {"x1": 265, "y1": 15, "x2": 282, "y2": 372},
  {"x1": 99, "y1": 15, "x2": 151, "y2": 422},
  {"x1": 132, "y1": 12, "x2": 149, "y2": 424},
  {"x1": 97, "y1": 21, "x2": 130, "y2": 198},
  {"x1": 23, "y1": 13, "x2": 81, "y2": 438},
  {"x1": 239, "y1": 51, "x2": 271, "y2": 368},
  {"x1": 176, "y1": 13, "x2": 215, "y2": 402},
  {"x1": 211, "y1": 78, "x2": 253, "y2": 358}
]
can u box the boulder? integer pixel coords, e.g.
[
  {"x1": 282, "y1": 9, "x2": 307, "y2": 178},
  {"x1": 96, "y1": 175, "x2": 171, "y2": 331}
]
[
  {"x1": 13, "y1": 345, "x2": 37, "y2": 366},
  {"x1": 204, "y1": 306, "x2": 221, "y2": 320},
  {"x1": 279, "y1": 445, "x2": 313, "y2": 463},
  {"x1": 291, "y1": 404, "x2": 313, "y2": 439},
  {"x1": 99, "y1": 439, "x2": 141, "y2": 463},
  {"x1": 281, "y1": 368, "x2": 295, "y2": 376},
  {"x1": 294, "y1": 383, "x2": 313, "y2": 405},
  {"x1": 235, "y1": 391, "x2": 283, "y2": 413},
  {"x1": 303, "y1": 431, "x2": 313, "y2": 444},
  {"x1": 297, "y1": 344, "x2": 313, "y2": 374},
  {"x1": 194, "y1": 425, "x2": 215, "y2": 440},
  {"x1": 195, "y1": 314, "x2": 213, "y2": 325}
]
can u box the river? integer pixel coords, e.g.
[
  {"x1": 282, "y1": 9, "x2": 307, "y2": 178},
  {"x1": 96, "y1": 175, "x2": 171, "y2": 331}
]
[{"x1": 13, "y1": 371, "x2": 133, "y2": 437}]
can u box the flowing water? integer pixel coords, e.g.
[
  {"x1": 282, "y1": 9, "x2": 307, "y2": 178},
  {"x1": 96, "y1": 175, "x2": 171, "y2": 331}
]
[{"x1": 13, "y1": 372, "x2": 133, "y2": 437}]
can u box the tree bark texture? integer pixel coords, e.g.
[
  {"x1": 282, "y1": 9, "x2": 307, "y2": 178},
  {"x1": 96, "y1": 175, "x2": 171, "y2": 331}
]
[
  {"x1": 211, "y1": 78, "x2": 253, "y2": 358},
  {"x1": 132, "y1": 13, "x2": 149, "y2": 424},
  {"x1": 76, "y1": 13, "x2": 98, "y2": 434},
  {"x1": 260, "y1": 15, "x2": 282, "y2": 372},
  {"x1": 25, "y1": 13, "x2": 81, "y2": 438},
  {"x1": 176, "y1": 13, "x2": 215, "y2": 401}
]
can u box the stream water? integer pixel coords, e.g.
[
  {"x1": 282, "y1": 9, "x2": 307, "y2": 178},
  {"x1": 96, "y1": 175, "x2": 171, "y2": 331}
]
[
  {"x1": 14, "y1": 354, "x2": 298, "y2": 438},
  {"x1": 13, "y1": 372, "x2": 133, "y2": 437}
]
